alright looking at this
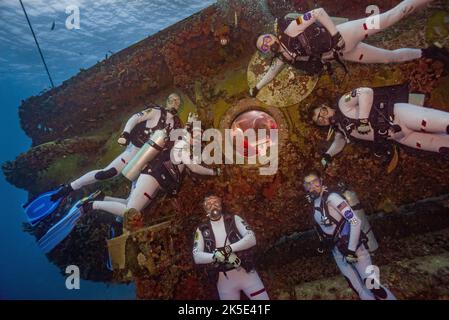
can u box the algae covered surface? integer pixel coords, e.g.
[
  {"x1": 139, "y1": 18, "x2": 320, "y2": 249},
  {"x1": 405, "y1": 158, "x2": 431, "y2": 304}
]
[{"x1": 3, "y1": 0, "x2": 449, "y2": 299}]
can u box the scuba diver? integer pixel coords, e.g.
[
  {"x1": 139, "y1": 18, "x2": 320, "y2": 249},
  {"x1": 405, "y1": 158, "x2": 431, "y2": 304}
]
[
  {"x1": 81, "y1": 114, "x2": 219, "y2": 218},
  {"x1": 25, "y1": 93, "x2": 183, "y2": 226},
  {"x1": 311, "y1": 85, "x2": 449, "y2": 168},
  {"x1": 37, "y1": 113, "x2": 217, "y2": 253},
  {"x1": 250, "y1": 0, "x2": 449, "y2": 96},
  {"x1": 303, "y1": 171, "x2": 396, "y2": 300},
  {"x1": 193, "y1": 194, "x2": 269, "y2": 300},
  {"x1": 50, "y1": 93, "x2": 183, "y2": 201}
]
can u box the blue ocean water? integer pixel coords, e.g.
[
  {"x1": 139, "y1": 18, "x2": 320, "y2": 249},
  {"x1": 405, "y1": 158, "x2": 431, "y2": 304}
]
[{"x1": 0, "y1": 0, "x2": 215, "y2": 300}]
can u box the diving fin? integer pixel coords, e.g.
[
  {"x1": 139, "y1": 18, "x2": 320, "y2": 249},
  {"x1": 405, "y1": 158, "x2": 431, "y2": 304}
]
[
  {"x1": 23, "y1": 187, "x2": 64, "y2": 226},
  {"x1": 37, "y1": 190, "x2": 102, "y2": 254}
]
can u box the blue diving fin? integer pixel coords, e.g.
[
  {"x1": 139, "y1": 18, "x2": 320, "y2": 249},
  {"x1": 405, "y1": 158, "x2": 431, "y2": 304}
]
[
  {"x1": 37, "y1": 190, "x2": 101, "y2": 254},
  {"x1": 23, "y1": 187, "x2": 64, "y2": 226},
  {"x1": 106, "y1": 225, "x2": 116, "y2": 271}
]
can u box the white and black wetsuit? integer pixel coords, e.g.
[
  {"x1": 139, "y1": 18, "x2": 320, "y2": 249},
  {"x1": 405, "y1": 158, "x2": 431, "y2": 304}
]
[
  {"x1": 313, "y1": 190, "x2": 396, "y2": 300},
  {"x1": 256, "y1": 0, "x2": 430, "y2": 89},
  {"x1": 325, "y1": 86, "x2": 449, "y2": 159},
  {"x1": 69, "y1": 106, "x2": 181, "y2": 191},
  {"x1": 193, "y1": 214, "x2": 269, "y2": 300},
  {"x1": 91, "y1": 139, "x2": 215, "y2": 217}
]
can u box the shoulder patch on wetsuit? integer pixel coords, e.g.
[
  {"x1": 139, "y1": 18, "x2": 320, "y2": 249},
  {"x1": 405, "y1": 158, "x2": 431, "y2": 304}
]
[
  {"x1": 343, "y1": 209, "x2": 359, "y2": 225},
  {"x1": 343, "y1": 209, "x2": 354, "y2": 220},
  {"x1": 139, "y1": 107, "x2": 157, "y2": 117},
  {"x1": 239, "y1": 217, "x2": 252, "y2": 231},
  {"x1": 193, "y1": 231, "x2": 200, "y2": 253}
]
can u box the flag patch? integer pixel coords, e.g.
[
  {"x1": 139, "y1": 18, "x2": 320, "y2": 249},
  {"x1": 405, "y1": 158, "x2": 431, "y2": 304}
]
[{"x1": 337, "y1": 201, "x2": 348, "y2": 211}]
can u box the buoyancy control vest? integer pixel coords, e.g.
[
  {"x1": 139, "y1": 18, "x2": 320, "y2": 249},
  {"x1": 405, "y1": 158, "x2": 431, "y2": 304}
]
[
  {"x1": 130, "y1": 105, "x2": 182, "y2": 148},
  {"x1": 198, "y1": 214, "x2": 256, "y2": 282},
  {"x1": 141, "y1": 137, "x2": 182, "y2": 196},
  {"x1": 313, "y1": 189, "x2": 368, "y2": 252},
  {"x1": 278, "y1": 15, "x2": 333, "y2": 57},
  {"x1": 333, "y1": 83, "x2": 409, "y2": 142}
]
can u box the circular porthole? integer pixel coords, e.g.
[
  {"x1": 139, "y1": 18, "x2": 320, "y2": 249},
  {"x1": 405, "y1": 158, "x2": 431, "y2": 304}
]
[
  {"x1": 219, "y1": 98, "x2": 289, "y2": 168},
  {"x1": 231, "y1": 110, "x2": 278, "y2": 158}
]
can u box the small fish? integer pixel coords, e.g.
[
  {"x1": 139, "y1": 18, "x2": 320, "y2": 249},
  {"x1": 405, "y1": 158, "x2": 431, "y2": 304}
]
[{"x1": 50, "y1": 21, "x2": 55, "y2": 30}]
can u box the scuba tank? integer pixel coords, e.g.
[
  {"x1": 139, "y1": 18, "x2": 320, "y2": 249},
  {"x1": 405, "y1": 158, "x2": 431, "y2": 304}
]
[
  {"x1": 122, "y1": 128, "x2": 168, "y2": 181},
  {"x1": 338, "y1": 182, "x2": 379, "y2": 253}
]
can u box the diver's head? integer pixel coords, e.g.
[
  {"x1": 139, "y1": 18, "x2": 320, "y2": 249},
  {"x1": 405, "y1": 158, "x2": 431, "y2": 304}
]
[
  {"x1": 203, "y1": 194, "x2": 223, "y2": 221},
  {"x1": 166, "y1": 93, "x2": 181, "y2": 113},
  {"x1": 311, "y1": 105, "x2": 336, "y2": 127},
  {"x1": 303, "y1": 171, "x2": 323, "y2": 200},
  {"x1": 256, "y1": 34, "x2": 280, "y2": 55}
]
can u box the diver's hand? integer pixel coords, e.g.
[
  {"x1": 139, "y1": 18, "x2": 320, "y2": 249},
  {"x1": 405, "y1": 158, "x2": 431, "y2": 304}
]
[
  {"x1": 117, "y1": 132, "x2": 130, "y2": 146},
  {"x1": 321, "y1": 153, "x2": 332, "y2": 169},
  {"x1": 216, "y1": 245, "x2": 232, "y2": 257},
  {"x1": 212, "y1": 249, "x2": 227, "y2": 263},
  {"x1": 227, "y1": 253, "x2": 241, "y2": 268},
  {"x1": 357, "y1": 119, "x2": 371, "y2": 135},
  {"x1": 342, "y1": 248, "x2": 358, "y2": 264},
  {"x1": 331, "y1": 32, "x2": 345, "y2": 52},
  {"x1": 249, "y1": 86, "x2": 260, "y2": 97}
]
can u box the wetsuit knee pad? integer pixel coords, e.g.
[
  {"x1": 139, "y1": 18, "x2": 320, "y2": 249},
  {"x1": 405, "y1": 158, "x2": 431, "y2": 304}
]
[
  {"x1": 95, "y1": 168, "x2": 118, "y2": 180},
  {"x1": 370, "y1": 287, "x2": 388, "y2": 300}
]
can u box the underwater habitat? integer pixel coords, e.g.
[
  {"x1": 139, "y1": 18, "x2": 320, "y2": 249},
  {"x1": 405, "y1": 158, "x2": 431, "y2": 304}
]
[{"x1": 2, "y1": 0, "x2": 449, "y2": 304}]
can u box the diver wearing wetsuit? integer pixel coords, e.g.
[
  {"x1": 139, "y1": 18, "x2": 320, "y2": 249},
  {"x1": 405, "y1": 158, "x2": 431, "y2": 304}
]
[
  {"x1": 250, "y1": 0, "x2": 449, "y2": 96},
  {"x1": 84, "y1": 115, "x2": 219, "y2": 217},
  {"x1": 193, "y1": 195, "x2": 269, "y2": 300},
  {"x1": 303, "y1": 171, "x2": 396, "y2": 300},
  {"x1": 311, "y1": 85, "x2": 449, "y2": 167},
  {"x1": 51, "y1": 93, "x2": 183, "y2": 201}
]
